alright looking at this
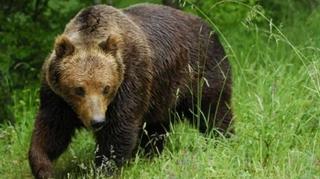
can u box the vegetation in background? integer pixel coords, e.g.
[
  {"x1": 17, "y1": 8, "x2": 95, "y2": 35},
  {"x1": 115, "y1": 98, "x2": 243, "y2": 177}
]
[{"x1": 0, "y1": 0, "x2": 319, "y2": 178}]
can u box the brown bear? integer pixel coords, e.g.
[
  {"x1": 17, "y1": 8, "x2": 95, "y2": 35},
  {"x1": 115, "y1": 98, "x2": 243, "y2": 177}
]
[{"x1": 28, "y1": 3, "x2": 233, "y2": 179}]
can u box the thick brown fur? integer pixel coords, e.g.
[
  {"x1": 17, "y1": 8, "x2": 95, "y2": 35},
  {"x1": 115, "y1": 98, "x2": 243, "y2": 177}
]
[{"x1": 28, "y1": 4, "x2": 233, "y2": 179}]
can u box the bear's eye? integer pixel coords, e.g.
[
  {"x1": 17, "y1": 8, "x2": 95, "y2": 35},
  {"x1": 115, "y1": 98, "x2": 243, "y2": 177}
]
[
  {"x1": 74, "y1": 87, "x2": 85, "y2": 97},
  {"x1": 103, "y1": 85, "x2": 110, "y2": 95}
]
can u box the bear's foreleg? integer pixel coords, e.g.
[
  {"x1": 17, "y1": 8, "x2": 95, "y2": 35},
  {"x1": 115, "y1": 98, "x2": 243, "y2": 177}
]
[
  {"x1": 94, "y1": 119, "x2": 140, "y2": 173},
  {"x1": 28, "y1": 88, "x2": 79, "y2": 179}
]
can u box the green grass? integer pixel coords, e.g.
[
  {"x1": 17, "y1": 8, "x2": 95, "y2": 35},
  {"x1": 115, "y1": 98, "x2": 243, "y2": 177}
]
[{"x1": 1, "y1": 3, "x2": 320, "y2": 179}]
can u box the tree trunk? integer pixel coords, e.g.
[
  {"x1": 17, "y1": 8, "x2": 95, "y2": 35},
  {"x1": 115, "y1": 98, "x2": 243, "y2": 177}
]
[
  {"x1": 107, "y1": 0, "x2": 112, "y2": 5},
  {"x1": 93, "y1": 0, "x2": 112, "y2": 5},
  {"x1": 162, "y1": 0, "x2": 180, "y2": 9},
  {"x1": 0, "y1": 73, "x2": 14, "y2": 123},
  {"x1": 93, "y1": 0, "x2": 101, "y2": 4}
]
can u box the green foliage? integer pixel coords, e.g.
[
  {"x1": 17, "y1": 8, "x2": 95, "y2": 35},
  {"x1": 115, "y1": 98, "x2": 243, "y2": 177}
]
[
  {"x1": 183, "y1": 0, "x2": 262, "y2": 27},
  {"x1": 182, "y1": 0, "x2": 318, "y2": 30},
  {"x1": 0, "y1": 0, "x2": 92, "y2": 86},
  {"x1": 260, "y1": 0, "x2": 319, "y2": 23}
]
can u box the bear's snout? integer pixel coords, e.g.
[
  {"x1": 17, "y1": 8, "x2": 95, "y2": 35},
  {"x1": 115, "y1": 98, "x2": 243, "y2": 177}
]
[{"x1": 91, "y1": 116, "x2": 106, "y2": 131}]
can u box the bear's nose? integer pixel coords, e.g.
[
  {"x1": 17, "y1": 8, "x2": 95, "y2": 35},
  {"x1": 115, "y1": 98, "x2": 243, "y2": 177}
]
[{"x1": 91, "y1": 117, "x2": 106, "y2": 130}]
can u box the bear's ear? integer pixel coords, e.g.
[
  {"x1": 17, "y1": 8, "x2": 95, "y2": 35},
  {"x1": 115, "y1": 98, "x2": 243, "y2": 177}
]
[
  {"x1": 99, "y1": 34, "x2": 123, "y2": 54},
  {"x1": 54, "y1": 35, "x2": 75, "y2": 58}
]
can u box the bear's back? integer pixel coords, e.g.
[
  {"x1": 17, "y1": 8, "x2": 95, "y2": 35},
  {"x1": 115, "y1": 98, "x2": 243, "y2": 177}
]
[{"x1": 123, "y1": 4, "x2": 217, "y2": 77}]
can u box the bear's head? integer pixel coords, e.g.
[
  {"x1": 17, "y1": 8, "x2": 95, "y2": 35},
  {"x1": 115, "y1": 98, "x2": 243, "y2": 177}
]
[{"x1": 46, "y1": 34, "x2": 125, "y2": 131}]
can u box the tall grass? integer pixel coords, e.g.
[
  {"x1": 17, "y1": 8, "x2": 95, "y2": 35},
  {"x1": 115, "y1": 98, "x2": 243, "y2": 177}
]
[{"x1": 0, "y1": 2, "x2": 320, "y2": 178}]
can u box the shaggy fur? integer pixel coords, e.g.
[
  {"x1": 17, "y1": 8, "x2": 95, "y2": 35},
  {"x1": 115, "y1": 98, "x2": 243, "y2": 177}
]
[{"x1": 28, "y1": 4, "x2": 233, "y2": 179}]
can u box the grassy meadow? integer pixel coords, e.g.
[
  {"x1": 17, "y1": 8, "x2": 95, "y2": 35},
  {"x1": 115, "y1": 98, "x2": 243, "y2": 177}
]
[{"x1": 1, "y1": 1, "x2": 320, "y2": 178}]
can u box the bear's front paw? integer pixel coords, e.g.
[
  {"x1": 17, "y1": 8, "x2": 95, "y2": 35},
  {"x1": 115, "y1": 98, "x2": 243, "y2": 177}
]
[{"x1": 36, "y1": 167, "x2": 53, "y2": 179}]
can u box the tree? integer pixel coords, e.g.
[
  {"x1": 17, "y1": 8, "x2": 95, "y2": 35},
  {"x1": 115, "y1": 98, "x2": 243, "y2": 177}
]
[{"x1": 162, "y1": 0, "x2": 180, "y2": 9}]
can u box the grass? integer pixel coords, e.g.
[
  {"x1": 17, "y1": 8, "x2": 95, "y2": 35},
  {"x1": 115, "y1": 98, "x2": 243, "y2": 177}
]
[{"x1": 1, "y1": 2, "x2": 320, "y2": 179}]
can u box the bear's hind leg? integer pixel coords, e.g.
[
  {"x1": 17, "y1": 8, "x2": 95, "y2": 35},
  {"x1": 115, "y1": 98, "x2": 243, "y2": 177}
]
[
  {"x1": 176, "y1": 91, "x2": 233, "y2": 137},
  {"x1": 198, "y1": 96, "x2": 234, "y2": 137}
]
